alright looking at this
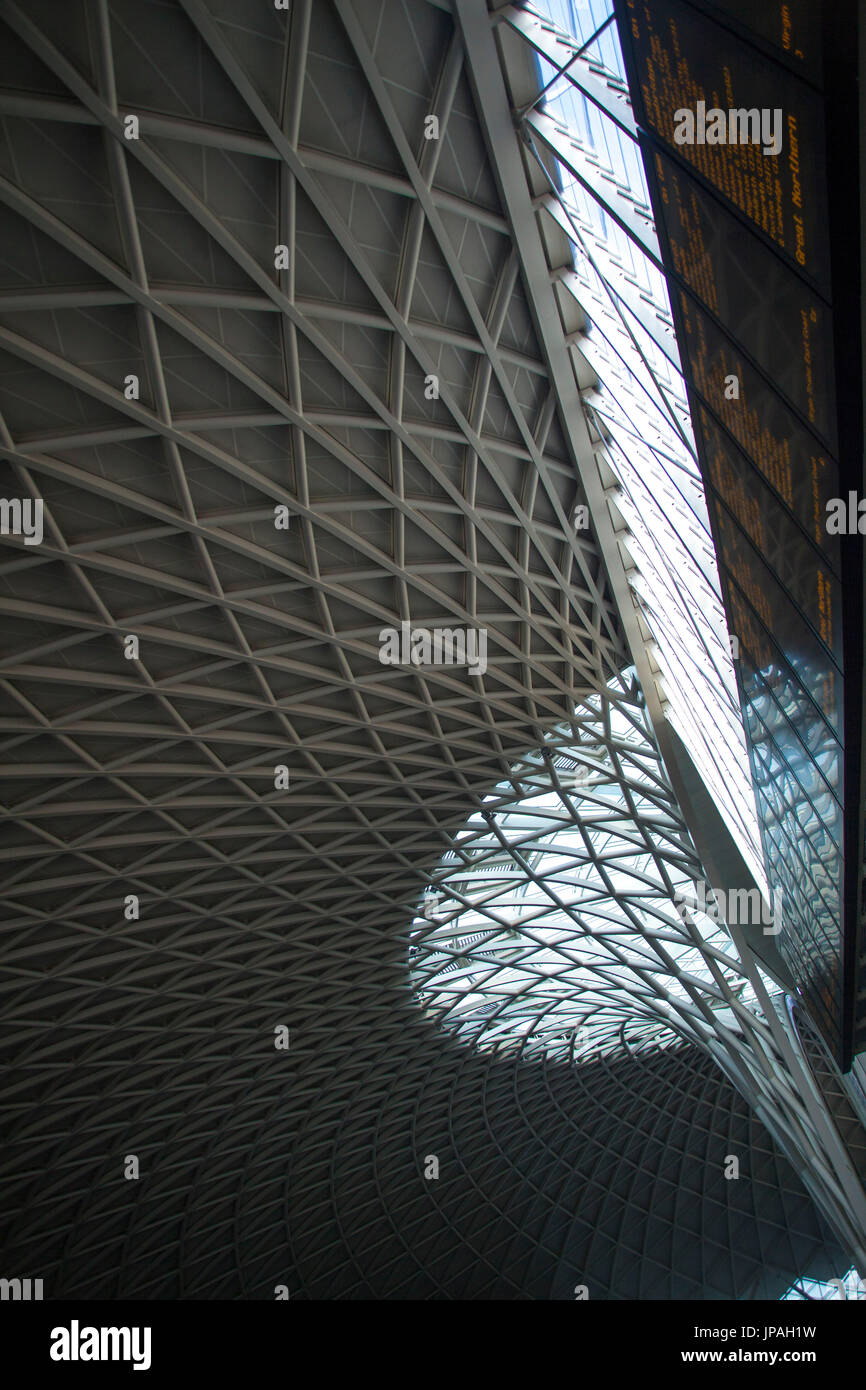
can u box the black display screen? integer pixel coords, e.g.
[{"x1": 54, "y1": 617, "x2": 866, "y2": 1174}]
[
  {"x1": 615, "y1": 0, "x2": 855, "y2": 1061},
  {"x1": 619, "y1": 0, "x2": 829, "y2": 288}
]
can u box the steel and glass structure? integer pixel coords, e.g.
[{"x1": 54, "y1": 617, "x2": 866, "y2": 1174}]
[{"x1": 0, "y1": 0, "x2": 863, "y2": 1299}]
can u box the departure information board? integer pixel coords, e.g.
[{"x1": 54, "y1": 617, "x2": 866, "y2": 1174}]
[
  {"x1": 690, "y1": 0, "x2": 823, "y2": 81},
  {"x1": 614, "y1": 0, "x2": 861, "y2": 1064},
  {"x1": 619, "y1": 0, "x2": 829, "y2": 288}
]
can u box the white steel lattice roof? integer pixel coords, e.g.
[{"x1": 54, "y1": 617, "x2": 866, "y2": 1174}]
[{"x1": 0, "y1": 0, "x2": 864, "y2": 1299}]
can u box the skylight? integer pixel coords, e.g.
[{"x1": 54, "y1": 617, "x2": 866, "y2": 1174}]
[
  {"x1": 510, "y1": 0, "x2": 767, "y2": 893},
  {"x1": 410, "y1": 674, "x2": 767, "y2": 1056}
]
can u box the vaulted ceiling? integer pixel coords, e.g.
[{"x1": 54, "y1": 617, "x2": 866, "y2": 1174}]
[{"x1": 0, "y1": 0, "x2": 856, "y2": 1297}]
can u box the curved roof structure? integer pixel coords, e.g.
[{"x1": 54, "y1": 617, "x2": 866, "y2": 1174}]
[{"x1": 1, "y1": 0, "x2": 865, "y2": 1298}]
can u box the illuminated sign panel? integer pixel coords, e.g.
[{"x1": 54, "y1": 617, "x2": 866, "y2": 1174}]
[
  {"x1": 615, "y1": 0, "x2": 862, "y2": 1063},
  {"x1": 681, "y1": 0, "x2": 823, "y2": 82},
  {"x1": 619, "y1": 0, "x2": 829, "y2": 282}
]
